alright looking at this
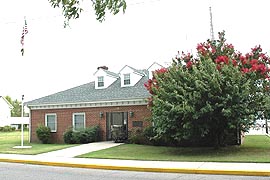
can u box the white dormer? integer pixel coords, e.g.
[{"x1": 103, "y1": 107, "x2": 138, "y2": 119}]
[
  {"x1": 119, "y1": 65, "x2": 145, "y2": 87},
  {"x1": 93, "y1": 66, "x2": 119, "y2": 89},
  {"x1": 147, "y1": 62, "x2": 164, "y2": 79}
]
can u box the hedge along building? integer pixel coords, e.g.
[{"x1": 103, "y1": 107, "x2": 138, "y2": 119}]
[{"x1": 26, "y1": 63, "x2": 163, "y2": 143}]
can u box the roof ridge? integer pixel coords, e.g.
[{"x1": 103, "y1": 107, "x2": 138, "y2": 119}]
[
  {"x1": 119, "y1": 65, "x2": 146, "y2": 76},
  {"x1": 103, "y1": 69, "x2": 119, "y2": 77}
]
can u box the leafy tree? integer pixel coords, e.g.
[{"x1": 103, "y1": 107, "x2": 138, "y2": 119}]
[
  {"x1": 5, "y1": 96, "x2": 22, "y2": 117},
  {"x1": 49, "y1": 0, "x2": 127, "y2": 25},
  {"x1": 145, "y1": 32, "x2": 270, "y2": 147}
]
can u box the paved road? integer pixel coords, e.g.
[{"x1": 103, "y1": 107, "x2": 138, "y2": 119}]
[{"x1": 0, "y1": 162, "x2": 268, "y2": 180}]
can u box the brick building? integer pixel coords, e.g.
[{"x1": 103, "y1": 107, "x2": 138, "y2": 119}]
[{"x1": 26, "y1": 63, "x2": 162, "y2": 143}]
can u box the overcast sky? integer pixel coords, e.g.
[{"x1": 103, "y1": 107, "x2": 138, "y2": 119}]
[{"x1": 0, "y1": 0, "x2": 270, "y2": 102}]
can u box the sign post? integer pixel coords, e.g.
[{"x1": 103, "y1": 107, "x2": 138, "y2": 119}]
[
  {"x1": 13, "y1": 95, "x2": 32, "y2": 149},
  {"x1": 21, "y1": 95, "x2": 24, "y2": 147}
]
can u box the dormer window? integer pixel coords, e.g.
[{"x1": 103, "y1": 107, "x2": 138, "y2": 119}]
[
  {"x1": 94, "y1": 67, "x2": 118, "y2": 89},
  {"x1": 97, "y1": 76, "x2": 104, "y2": 87},
  {"x1": 124, "y1": 73, "x2": 130, "y2": 85},
  {"x1": 119, "y1": 65, "x2": 145, "y2": 87}
]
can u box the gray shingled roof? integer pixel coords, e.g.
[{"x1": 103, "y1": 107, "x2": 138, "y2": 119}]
[{"x1": 26, "y1": 76, "x2": 150, "y2": 106}]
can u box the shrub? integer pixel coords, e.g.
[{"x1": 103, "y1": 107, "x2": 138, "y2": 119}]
[
  {"x1": 72, "y1": 131, "x2": 82, "y2": 144},
  {"x1": 128, "y1": 128, "x2": 153, "y2": 145},
  {"x1": 63, "y1": 125, "x2": 100, "y2": 144},
  {"x1": 128, "y1": 126, "x2": 176, "y2": 146},
  {"x1": 128, "y1": 134, "x2": 150, "y2": 145},
  {"x1": 36, "y1": 125, "x2": 51, "y2": 144},
  {"x1": 84, "y1": 125, "x2": 100, "y2": 142},
  {"x1": 0, "y1": 126, "x2": 16, "y2": 132},
  {"x1": 63, "y1": 128, "x2": 75, "y2": 144},
  {"x1": 143, "y1": 126, "x2": 155, "y2": 139}
]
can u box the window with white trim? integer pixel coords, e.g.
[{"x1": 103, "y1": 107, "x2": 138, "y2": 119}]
[
  {"x1": 73, "y1": 113, "x2": 85, "y2": 131},
  {"x1": 97, "y1": 76, "x2": 104, "y2": 87},
  {"x1": 45, "y1": 114, "x2": 57, "y2": 132},
  {"x1": 124, "y1": 73, "x2": 130, "y2": 85}
]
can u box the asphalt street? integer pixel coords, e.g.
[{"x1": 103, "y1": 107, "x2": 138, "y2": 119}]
[{"x1": 0, "y1": 162, "x2": 268, "y2": 180}]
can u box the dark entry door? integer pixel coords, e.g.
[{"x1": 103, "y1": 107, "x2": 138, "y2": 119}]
[{"x1": 106, "y1": 112, "x2": 128, "y2": 140}]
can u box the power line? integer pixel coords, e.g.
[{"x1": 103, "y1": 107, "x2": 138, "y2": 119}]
[
  {"x1": 128, "y1": 0, "x2": 161, "y2": 6},
  {"x1": 0, "y1": 14, "x2": 63, "y2": 25}
]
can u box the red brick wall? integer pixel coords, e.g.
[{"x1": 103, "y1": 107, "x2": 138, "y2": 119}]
[{"x1": 30, "y1": 105, "x2": 151, "y2": 143}]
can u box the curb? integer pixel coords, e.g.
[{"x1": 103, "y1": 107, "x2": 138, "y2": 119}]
[{"x1": 0, "y1": 158, "x2": 270, "y2": 177}]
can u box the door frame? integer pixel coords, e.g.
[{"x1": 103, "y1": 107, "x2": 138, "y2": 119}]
[{"x1": 106, "y1": 112, "x2": 128, "y2": 140}]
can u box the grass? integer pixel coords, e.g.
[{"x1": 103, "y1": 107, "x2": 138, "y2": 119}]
[
  {"x1": 79, "y1": 135, "x2": 270, "y2": 163},
  {"x1": 0, "y1": 131, "x2": 75, "y2": 155}
]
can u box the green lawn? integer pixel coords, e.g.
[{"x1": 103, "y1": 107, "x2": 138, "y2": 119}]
[
  {"x1": 79, "y1": 135, "x2": 270, "y2": 163},
  {"x1": 0, "y1": 131, "x2": 75, "y2": 155}
]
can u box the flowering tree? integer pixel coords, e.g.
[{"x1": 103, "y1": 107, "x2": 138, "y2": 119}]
[{"x1": 145, "y1": 31, "x2": 270, "y2": 147}]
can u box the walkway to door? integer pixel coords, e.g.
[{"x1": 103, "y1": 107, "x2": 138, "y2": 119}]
[{"x1": 36, "y1": 141, "x2": 122, "y2": 158}]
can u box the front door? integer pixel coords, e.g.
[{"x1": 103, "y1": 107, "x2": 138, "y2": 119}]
[{"x1": 106, "y1": 112, "x2": 128, "y2": 140}]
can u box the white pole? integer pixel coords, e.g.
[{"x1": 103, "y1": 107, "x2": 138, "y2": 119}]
[{"x1": 21, "y1": 95, "x2": 24, "y2": 147}]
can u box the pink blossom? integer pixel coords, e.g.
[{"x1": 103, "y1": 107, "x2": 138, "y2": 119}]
[
  {"x1": 232, "y1": 60, "x2": 238, "y2": 66},
  {"x1": 186, "y1": 61, "x2": 193, "y2": 68},
  {"x1": 241, "y1": 68, "x2": 249, "y2": 74},
  {"x1": 250, "y1": 59, "x2": 258, "y2": 65},
  {"x1": 227, "y1": 44, "x2": 234, "y2": 49}
]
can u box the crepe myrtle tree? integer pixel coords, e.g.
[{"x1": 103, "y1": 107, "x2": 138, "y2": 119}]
[
  {"x1": 145, "y1": 31, "x2": 270, "y2": 147},
  {"x1": 49, "y1": 0, "x2": 127, "y2": 26}
]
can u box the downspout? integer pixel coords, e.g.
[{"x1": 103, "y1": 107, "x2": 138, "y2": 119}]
[{"x1": 28, "y1": 106, "x2": 31, "y2": 143}]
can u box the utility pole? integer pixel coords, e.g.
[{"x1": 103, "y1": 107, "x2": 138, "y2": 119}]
[{"x1": 209, "y1": 6, "x2": 215, "y2": 41}]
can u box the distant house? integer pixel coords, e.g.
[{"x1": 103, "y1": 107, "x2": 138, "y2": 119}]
[
  {"x1": 10, "y1": 117, "x2": 30, "y2": 130},
  {"x1": 26, "y1": 63, "x2": 163, "y2": 143},
  {"x1": 0, "y1": 96, "x2": 13, "y2": 127}
]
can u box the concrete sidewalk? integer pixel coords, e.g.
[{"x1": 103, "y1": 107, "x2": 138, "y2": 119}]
[
  {"x1": 0, "y1": 153, "x2": 270, "y2": 176},
  {"x1": 36, "y1": 141, "x2": 122, "y2": 158},
  {"x1": 0, "y1": 141, "x2": 269, "y2": 176}
]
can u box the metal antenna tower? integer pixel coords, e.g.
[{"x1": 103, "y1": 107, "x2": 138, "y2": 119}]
[{"x1": 209, "y1": 6, "x2": 214, "y2": 41}]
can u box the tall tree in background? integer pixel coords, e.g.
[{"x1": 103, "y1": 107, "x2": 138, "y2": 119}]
[
  {"x1": 5, "y1": 96, "x2": 22, "y2": 117},
  {"x1": 49, "y1": 0, "x2": 127, "y2": 25}
]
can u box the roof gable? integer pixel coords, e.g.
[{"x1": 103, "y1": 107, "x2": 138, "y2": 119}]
[
  {"x1": 119, "y1": 65, "x2": 146, "y2": 87},
  {"x1": 147, "y1": 62, "x2": 164, "y2": 71},
  {"x1": 147, "y1": 62, "x2": 164, "y2": 79},
  {"x1": 93, "y1": 68, "x2": 119, "y2": 89},
  {"x1": 119, "y1": 65, "x2": 146, "y2": 76},
  {"x1": 93, "y1": 68, "x2": 119, "y2": 78}
]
